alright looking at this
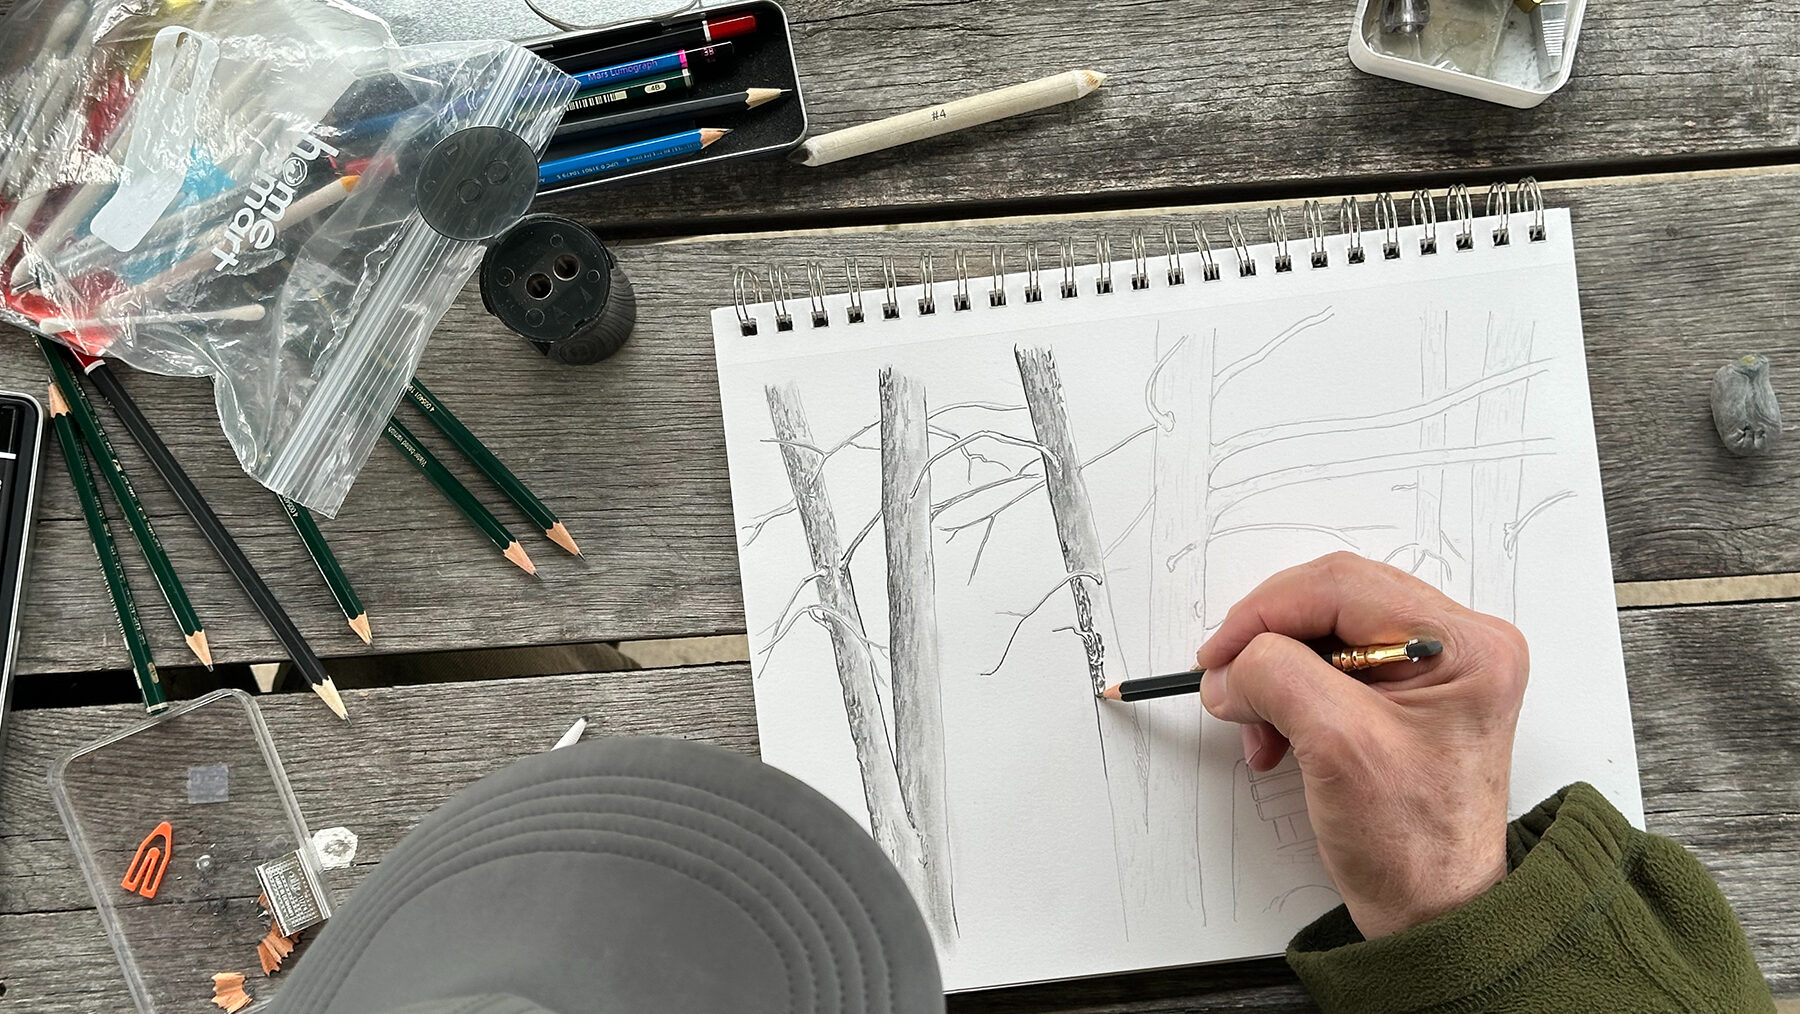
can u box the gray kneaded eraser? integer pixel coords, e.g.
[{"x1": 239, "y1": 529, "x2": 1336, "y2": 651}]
[{"x1": 1712, "y1": 355, "x2": 1782, "y2": 457}]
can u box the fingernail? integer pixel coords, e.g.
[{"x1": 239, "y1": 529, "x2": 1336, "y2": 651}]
[
  {"x1": 1240, "y1": 724, "x2": 1261, "y2": 766},
  {"x1": 1199, "y1": 664, "x2": 1227, "y2": 716}
]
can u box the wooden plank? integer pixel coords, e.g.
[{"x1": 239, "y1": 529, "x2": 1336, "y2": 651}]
[
  {"x1": 3, "y1": 597, "x2": 1798, "y2": 1011},
  {"x1": 5, "y1": 167, "x2": 1800, "y2": 674}
]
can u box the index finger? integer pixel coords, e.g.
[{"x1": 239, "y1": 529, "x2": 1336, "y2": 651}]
[{"x1": 1194, "y1": 552, "x2": 1459, "y2": 671}]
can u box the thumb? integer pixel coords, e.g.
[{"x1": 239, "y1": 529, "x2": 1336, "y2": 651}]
[{"x1": 1198, "y1": 632, "x2": 1383, "y2": 743}]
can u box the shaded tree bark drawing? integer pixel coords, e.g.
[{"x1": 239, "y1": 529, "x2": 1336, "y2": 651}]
[
  {"x1": 1470, "y1": 315, "x2": 1535, "y2": 620},
  {"x1": 1014, "y1": 344, "x2": 1154, "y2": 928},
  {"x1": 1145, "y1": 330, "x2": 1209, "y2": 921},
  {"x1": 764, "y1": 383, "x2": 925, "y2": 890},
  {"x1": 879, "y1": 367, "x2": 957, "y2": 941}
]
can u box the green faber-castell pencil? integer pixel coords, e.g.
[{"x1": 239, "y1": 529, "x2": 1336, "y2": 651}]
[
  {"x1": 404, "y1": 380, "x2": 581, "y2": 557},
  {"x1": 383, "y1": 417, "x2": 537, "y2": 576},
  {"x1": 46, "y1": 383, "x2": 167, "y2": 714},
  {"x1": 37, "y1": 336, "x2": 212, "y2": 668},
  {"x1": 278, "y1": 495, "x2": 371, "y2": 644}
]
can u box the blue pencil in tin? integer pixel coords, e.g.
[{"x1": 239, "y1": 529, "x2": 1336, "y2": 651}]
[{"x1": 538, "y1": 127, "x2": 730, "y2": 188}]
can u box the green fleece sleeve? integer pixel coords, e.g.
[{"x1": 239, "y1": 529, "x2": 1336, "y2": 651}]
[{"x1": 1285, "y1": 783, "x2": 1774, "y2": 1014}]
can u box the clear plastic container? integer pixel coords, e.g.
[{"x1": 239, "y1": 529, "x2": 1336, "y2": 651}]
[{"x1": 49, "y1": 690, "x2": 331, "y2": 1014}]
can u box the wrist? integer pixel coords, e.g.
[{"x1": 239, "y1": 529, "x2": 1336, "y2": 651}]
[{"x1": 1349, "y1": 850, "x2": 1508, "y2": 939}]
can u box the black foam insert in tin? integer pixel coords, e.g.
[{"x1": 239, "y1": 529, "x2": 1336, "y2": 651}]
[{"x1": 530, "y1": 0, "x2": 805, "y2": 195}]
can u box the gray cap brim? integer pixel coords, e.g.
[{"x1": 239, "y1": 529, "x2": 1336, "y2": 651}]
[{"x1": 269, "y1": 737, "x2": 944, "y2": 1014}]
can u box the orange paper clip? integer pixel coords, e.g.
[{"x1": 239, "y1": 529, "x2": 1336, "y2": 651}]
[{"x1": 121, "y1": 821, "x2": 173, "y2": 898}]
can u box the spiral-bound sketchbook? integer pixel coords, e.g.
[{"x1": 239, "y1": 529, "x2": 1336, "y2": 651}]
[{"x1": 711, "y1": 191, "x2": 1641, "y2": 991}]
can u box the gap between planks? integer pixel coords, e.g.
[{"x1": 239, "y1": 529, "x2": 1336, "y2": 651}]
[{"x1": 640, "y1": 163, "x2": 1800, "y2": 249}]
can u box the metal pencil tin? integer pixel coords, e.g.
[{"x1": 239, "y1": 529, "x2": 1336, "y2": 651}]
[{"x1": 526, "y1": 0, "x2": 808, "y2": 197}]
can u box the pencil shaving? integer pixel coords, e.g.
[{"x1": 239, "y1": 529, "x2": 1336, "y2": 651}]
[
  {"x1": 211, "y1": 972, "x2": 251, "y2": 1012},
  {"x1": 258, "y1": 918, "x2": 302, "y2": 974}
]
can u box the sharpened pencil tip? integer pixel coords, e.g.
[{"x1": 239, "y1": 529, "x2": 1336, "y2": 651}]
[
  {"x1": 746, "y1": 87, "x2": 787, "y2": 108},
  {"x1": 547, "y1": 522, "x2": 582, "y2": 557},
  {"x1": 1100, "y1": 684, "x2": 1122, "y2": 701},
  {"x1": 187, "y1": 630, "x2": 214, "y2": 670},
  {"x1": 349, "y1": 614, "x2": 372, "y2": 645},
  {"x1": 46, "y1": 381, "x2": 69, "y2": 416},
  {"x1": 504, "y1": 542, "x2": 537, "y2": 575},
  {"x1": 314, "y1": 678, "x2": 349, "y2": 721},
  {"x1": 1078, "y1": 69, "x2": 1108, "y2": 93},
  {"x1": 699, "y1": 128, "x2": 731, "y2": 147}
]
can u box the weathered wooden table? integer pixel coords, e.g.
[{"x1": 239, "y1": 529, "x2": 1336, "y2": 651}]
[{"x1": 3, "y1": 1, "x2": 1799, "y2": 1010}]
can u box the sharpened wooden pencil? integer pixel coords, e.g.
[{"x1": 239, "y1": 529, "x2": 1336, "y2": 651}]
[
  {"x1": 46, "y1": 383, "x2": 167, "y2": 714},
  {"x1": 383, "y1": 417, "x2": 536, "y2": 576},
  {"x1": 38, "y1": 336, "x2": 212, "y2": 668},
  {"x1": 279, "y1": 495, "x2": 370, "y2": 644},
  {"x1": 404, "y1": 380, "x2": 580, "y2": 557}
]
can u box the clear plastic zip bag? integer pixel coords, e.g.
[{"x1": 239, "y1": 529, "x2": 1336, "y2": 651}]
[{"x1": 0, "y1": 0, "x2": 576, "y2": 515}]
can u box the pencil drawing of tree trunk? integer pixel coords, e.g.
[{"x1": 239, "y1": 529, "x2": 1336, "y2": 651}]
[
  {"x1": 1145, "y1": 331, "x2": 1209, "y2": 921},
  {"x1": 879, "y1": 367, "x2": 957, "y2": 942},
  {"x1": 765, "y1": 383, "x2": 924, "y2": 884},
  {"x1": 1469, "y1": 315, "x2": 1535, "y2": 621},
  {"x1": 1413, "y1": 309, "x2": 1451, "y2": 585},
  {"x1": 1014, "y1": 344, "x2": 1154, "y2": 930}
]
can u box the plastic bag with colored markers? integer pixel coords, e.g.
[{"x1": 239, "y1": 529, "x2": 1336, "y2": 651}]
[{"x1": 0, "y1": 0, "x2": 575, "y2": 515}]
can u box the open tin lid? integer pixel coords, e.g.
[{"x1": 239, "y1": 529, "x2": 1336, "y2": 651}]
[{"x1": 353, "y1": 0, "x2": 714, "y2": 46}]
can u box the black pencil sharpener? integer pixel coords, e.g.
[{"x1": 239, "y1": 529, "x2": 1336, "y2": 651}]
[{"x1": 479, "y1": 214, "x2": 637, "y2": 366}]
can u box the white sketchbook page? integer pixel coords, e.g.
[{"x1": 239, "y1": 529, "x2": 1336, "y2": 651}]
[{"x1": 712, "y1": 209, "x2": 1641, "y2": 991}]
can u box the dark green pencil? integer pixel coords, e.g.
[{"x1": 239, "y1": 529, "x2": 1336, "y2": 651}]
[
  {"x1": 404, "y1": 380, "x2": 581, "y2": 557},
  {"x1": 38, "y1": 337, "x2": 212, "y2": 668},
  {"x1": 46, "y1": 383, "x2": 167, "y2": 714},
  {"x1": 279, "y1": 495, "x2": 370, "y2": 644},
  {"x1": 383, "y1": 417, "x2": 536, "y2": 576}
]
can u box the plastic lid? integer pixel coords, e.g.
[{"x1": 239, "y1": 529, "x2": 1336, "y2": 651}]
[
  {"x1": 350, "y1": 0, "x2": 706, "y2": 46},
  {"x1": 415, "y1": 127, "x2": 540, "y2": 243}
]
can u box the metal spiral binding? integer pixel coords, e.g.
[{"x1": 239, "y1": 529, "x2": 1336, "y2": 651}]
[
  {"x1": 1487, "y1": 183, "x2": 1512, "y2": 247},
  {"x1": 769, "y1": 264, "x2": 794, "y2": 331},
  {"x1": 806, "y1": 262, "x2": 830, "y2": 328},
  {"x1": 1226, "y1": 214, "x2": 1256, "y2": 277},
  {"x1": 1304, "y1": 201, "x2": 1329, "y2": 269},
  {"x1": 1130, "y1": 231, "x2": 1151, "y2": 290},
  {"x1": 1449, "y1": 184, "x2": 1475, "y2": 251},
  {"x1": 1517, "y1": 177, "x2": 1547, "y2": 242},
  {"x1": 1411, "y1": 190, "x2": 1438, "y2": 255},
  {"x1": 881, "y1": 257, "x2": 900, "y2": 319},
  {"x1": 1373, "y1": 193, "x2": 1401, "y2": 260},
  {"x1": 1024, "y1": 245, "x2": 1044, "y2": 302},
  {"x1": 844, "y1": 257, "x2": 865, "y2": 323},
  {"x1": 730, "y1": 181, "x2": 1553, "y2": 333},
  {"x1": 732, "y1": 264, "x2": 763, "y2": 336},
  {"x1": 1341, "y1": 197, "x2": 1366, "y2": 264},
  {"x1": 1267, "y1": 207, "x2": 1293, "y2": 273},
  {"x1": 1193, "y1": 223, "x2": 1221, "y2": 281}
]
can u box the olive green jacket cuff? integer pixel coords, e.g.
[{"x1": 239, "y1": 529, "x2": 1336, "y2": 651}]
[{"x1": 1286, "y1": 782, "x2": 1774, "y2": 1014}]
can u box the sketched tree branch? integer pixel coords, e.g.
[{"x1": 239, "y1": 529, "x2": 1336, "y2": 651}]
[
  {"x1": 1211, "y1": 307, "x2": 1336, "y2": 396},
  {"x1": 981, "y1": 570, "x2": 1102, "y2": 676}
]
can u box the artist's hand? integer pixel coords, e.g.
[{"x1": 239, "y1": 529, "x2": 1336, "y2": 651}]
[{"x1": 1194, "y1": 552, "x2": 1528, "y2": 940}]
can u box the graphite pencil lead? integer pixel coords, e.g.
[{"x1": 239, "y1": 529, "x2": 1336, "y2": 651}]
[
  {"x1": 546, "y1": 522, "x2": 582, "y2": 558},
  {"x1": 187, "y1": 630, "x2": 214, "y2": 670},
  {"x1": 314, "y1": 677, "x2": 348, "y2": 721},
  {"x1": 503, "y1": 541, "x2": 537, "y2": 575},
  {"x1": 1100, "y1": 684, "x2": 1123, "y2": 701},
  {"x1": 348, "y1": 613, "x2": 372, "y2": 645}
]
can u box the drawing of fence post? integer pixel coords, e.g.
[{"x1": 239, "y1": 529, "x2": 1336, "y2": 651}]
[
  {"x1": 765, "y1": 383, "x2": 923, "y2": 881},
  {"x1": 1014, "y1": 344, "x2": 1154, "y2": 928},
  {"x1": 1414, "y1": 309, "x2": 1451, "y2": 586},
  {"x1": 1470, "y1": 315, "x2": 1535, "y2": 619},
  {"x1": 1146, "y1": 332, "x2": 1210, "y2": 920},
  {"x1": 879, "y1": 367, "x2": 957, "y2": 941}
]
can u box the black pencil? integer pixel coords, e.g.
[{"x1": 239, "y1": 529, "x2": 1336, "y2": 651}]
[
  {"x1": 1100, "y1": 639, "x2": 1443, "y2": 702},
  {"x1": 553, "y1": 87, "x2": 788, "y2": 143},
  {"x1": 57, "y1": 346, "x2": 347, "y2": 720}
]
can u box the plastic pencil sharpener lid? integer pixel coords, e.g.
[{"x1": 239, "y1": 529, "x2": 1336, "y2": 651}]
[{"x1": 416, "y1": 127, "x2": 540, "y2": 242}]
